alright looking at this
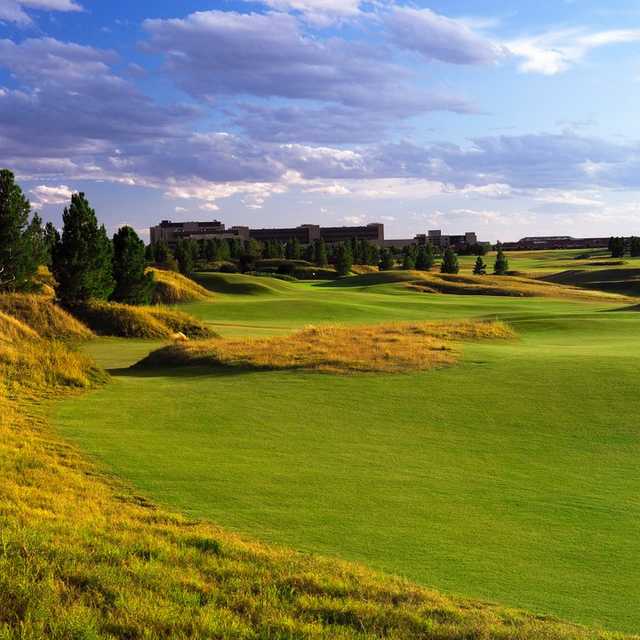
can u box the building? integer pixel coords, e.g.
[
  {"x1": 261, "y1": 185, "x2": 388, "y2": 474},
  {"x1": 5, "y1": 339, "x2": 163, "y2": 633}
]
[
  {"x1": 500, "y1": 236, "x2": 610, "y2": 251},
  {"x1": 427, "y1": 230, "x2": 478, "y2": 248},
  {"x1": 151, "y1": 220, "x2": 385, "y2": 247},
  {"x1": 150, "y1": 220, "x2": 249, "y2": 246}
]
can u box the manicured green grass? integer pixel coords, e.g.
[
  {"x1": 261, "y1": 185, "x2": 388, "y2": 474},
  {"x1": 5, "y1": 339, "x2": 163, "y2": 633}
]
[{"x1": 55, "y1": 273, "x2": 640, "y2": 634}]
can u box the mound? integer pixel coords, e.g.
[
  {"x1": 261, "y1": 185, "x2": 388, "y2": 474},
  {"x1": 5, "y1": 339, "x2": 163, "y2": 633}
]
[
  {"x1": 148, "y1": 268, "x2": 213, "y2": 304},
  {"x1": 0, "y1": 294, "x2": 93, "y2": 340},
  {"x1": 0, "y1": 319, "x2": 102, "y2": 394},
  {"x1": 331, "y1": 270, "x2": 630, "y2": 301},
  {"x1": 542, "y1": 268, "x2": 640, "y2": 298},
  {"x1": 0, "y1": 309, "x2": 39, "y2": 342},
  {"x1": 194, "y1": 271, "x2": 296, "y2": 295},
  {"x1": 139, "y1": 320, "x2": 515, "y2": 374},
  {"x1": 71, "y1": 301, "x2": 218, "y2": 339}
]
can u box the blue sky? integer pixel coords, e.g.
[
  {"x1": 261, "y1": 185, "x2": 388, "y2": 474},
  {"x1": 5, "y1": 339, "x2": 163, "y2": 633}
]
[{"x1": 2, "y1": 1, "x2": 640, "y2": 242}]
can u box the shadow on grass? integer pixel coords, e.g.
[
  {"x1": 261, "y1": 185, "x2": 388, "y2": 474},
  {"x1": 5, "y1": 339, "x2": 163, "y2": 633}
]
[
  {"x1": 107, "y1": 364, "x2": 253, "y2": 380},
  {"x1": 541, "y1": 268, "x2": 640, "y2": 297}
]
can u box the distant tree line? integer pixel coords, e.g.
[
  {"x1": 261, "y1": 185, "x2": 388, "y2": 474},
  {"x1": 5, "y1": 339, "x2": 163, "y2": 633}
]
[
  {"x1": 1, "y1": 168, "x2": 538, "y2": 298},
  {"x1": 609, "y1": 236, "x2": 640, "y2": 258}
]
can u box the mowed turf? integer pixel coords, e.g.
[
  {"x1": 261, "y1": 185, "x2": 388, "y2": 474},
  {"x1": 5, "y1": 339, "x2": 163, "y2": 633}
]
[{"x1": 55, "y1": 265, "x2": 640, "y2": 633}]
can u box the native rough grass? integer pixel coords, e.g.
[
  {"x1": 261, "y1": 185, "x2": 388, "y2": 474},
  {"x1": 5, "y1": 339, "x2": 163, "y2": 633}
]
[
  {"x1": 140, "y1": 320, "x2": 515, "y2": 374},
  {"x1": 0, "y1": 309, "x2": 103, "y2": 394},
  {"x1": 0, "y1": 326, "x2": 629, "y2": 639},
  {"x1": 149, "y1": 267, "x2": 214, "y2": 303},
  {"x1": 70, "y1": 300, "x2": 218, "y2": 339},
  {"x1": 0, "y1": 294, "x2": 93, "y2": 340}
]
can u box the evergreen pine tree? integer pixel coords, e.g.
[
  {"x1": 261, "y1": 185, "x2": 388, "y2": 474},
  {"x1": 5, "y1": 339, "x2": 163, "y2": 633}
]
[
  {"x1": 52, "y1": 192, "x2": 114, "y2": 304},
  {"x1": 402, "y1": 252, "x2": 415, "y2": 270},
  {"x1": 43, "y1": 222, "x2": 60, "y2": 266},
  {"x1": 335, "y1": 242, "x2": 353, "y2": 276},
  {"x1": 415, "y1": 243, "x2": 434, "y2": 271},
  {"x1": 174, "y1": 239, "x2": 195, "y2": 276},
  {"x1": 314, "y1": 239, "x2": 328, "y2": 266},
  {"x1": 111, "y1": 226, "x2": 154, "y2": 305},
  {"x1": 473, "y1": 255, "x2": 487, "y2": 275},
  {"x1": 440, "y1": 247, "x2": 459, "y2": 274},
  {"x1": 26, "y1": 212, "x2": 50, "y2": 269},
  {"x1": 379, "y1": 249, "x2": 394, "y2": 271},
  {"x1": 610, "y1": 237, "x2": 626, "y2": 258},
  {"x1": 493, "y1": 245, "x2": 509, "y2": 275},
  {"x1": 630, "y1": 236, "x2": 640, "y2": 257},
  {"x1": 0, "y1": 169, "x2": 40, "y2": 291}
]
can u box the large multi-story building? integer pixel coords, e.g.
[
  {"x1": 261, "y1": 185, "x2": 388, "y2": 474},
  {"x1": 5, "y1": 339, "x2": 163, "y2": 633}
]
[
  {"x1": 150, "y1": 220, "x2": 249, "y2": 245},
  {"x1": 150, "y1": 220, "x2": 385, "y2": 247}
]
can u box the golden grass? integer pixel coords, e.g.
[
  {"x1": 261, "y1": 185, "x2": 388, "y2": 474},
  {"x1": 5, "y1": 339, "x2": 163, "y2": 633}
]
[
  {"x1": 405, "y1": 272, "x2": 632, "y2": 302},
  {"x1": 0, "y1": 329, "x2": 630, "y2": 639},
  {"x1": 0, "y1": 294, "x2": 93, "y2": 340},
  {"x1": 70, "y1": 300, "x2": 218, "y2": 340},
  {"x1": 0, "y1": 315, "x2": 103, "y2": 396},
  {"x1": 140, "y1": 321, "x2": 515, "y2": 374},
  {"x1": 148, "y1": 267, "x2": 213, "y2": 304}
]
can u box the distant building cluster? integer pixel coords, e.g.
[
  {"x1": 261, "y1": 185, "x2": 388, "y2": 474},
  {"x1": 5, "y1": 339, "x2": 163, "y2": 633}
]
[
  {"x1": 150, "y1": 220, "x2": 384, "y2": 247},
  {"x1": 500, "y1": 236, "x2": 610, "y2": 251},
  {"x1": 150, "y1": 220, "x2": 486, "y2": 250}
]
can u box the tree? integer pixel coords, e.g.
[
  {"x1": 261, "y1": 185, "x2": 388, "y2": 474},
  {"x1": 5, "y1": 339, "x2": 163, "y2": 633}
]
[
  {"x1": 440, "y1": 247, "x2": 459, "y2": 274},
  {"x1": 402, "y1": 252, "x2": 415, "y2": 270},
  {"x1": 27, "y1": 212, "x2": 51, "y2": 268},
  {"x1": 151, "y1": 241, "x2": 178, "y2": 271},
  {"x1": 174, "y1": 239, "x2": 195, "y2": 276},
  {"x1": 415, "y1": 243, "x2": 434, "y2": 271},
  {"x1": 630, "y1": 236, "x2": 640, "y2": 258},
  {"x1": 493, "y1": 245, "x2": 509, "y2": 275},
  {"x1": 313, "y1": 239, "x2": 328, "y2": 267},
  {"x1": 0, "y1": 169, "x2": 39, "y2": 291},
  {"x1": 111, "y1": 226, "x2": 154, "y2": 305},
  {"x1": 52, "y1": 192, "x2": 114, "y2": 304},
  {"x1": 285, "y1": 238, "x2": 302, "y2": 260},
  {"x1": 379, "y1": 249, "x2": 394, "y2": 271},
  {"x1": 43, "y1": 222, "x2": 60, "y2": 266},
  {"x1": 335, "y1": 242, "x2": 353, "y2": 276},
  {"x1": 610, "y1": 236, "x2": 625, "y2": 258},
  {"x1": 473, "y1": 255, "x2": 487, "y2": 275}
]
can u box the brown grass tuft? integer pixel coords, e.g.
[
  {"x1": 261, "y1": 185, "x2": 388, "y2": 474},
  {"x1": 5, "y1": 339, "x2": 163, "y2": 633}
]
[
  {"x1": 70, "y1": 300, "x2": 218, "y2": 340},
  {"x1": 149, "y1": 268, "x2": 214, "y2": 304},
  {"x1": 405, "y1": 272, "x2": 632, "y2": 302},
  {"x1": 139, "y1": 321, "x2": 515, "y2": 374},
  {"x1": 0, "y1": 294, "x2": 93, "y2": 340}
]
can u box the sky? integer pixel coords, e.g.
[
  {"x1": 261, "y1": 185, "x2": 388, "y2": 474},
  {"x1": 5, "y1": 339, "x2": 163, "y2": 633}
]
[{"x1": 2, "y1": 1, "x2": 640, "y2": 242}]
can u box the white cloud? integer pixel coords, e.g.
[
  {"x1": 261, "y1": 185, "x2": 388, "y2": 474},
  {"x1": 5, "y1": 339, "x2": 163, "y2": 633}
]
[
  {"x1": 507, "y1": 28, "x2": 640, "y2": 75},
  {"x1": 30, "y1": 184, "x2": 74, "y2": 204},
  {"x1": 0, "y1": 0, "x2": 82, "y2": 25},
  {"x1": 341, "y1": 214, "x2": 367, "y2": 224},
  {"x1": 254, "y1": 0, "x2": 361, "y2": 25},
  {"x1": 387, "y1": 7, "x2": 505, "y2": 65}
]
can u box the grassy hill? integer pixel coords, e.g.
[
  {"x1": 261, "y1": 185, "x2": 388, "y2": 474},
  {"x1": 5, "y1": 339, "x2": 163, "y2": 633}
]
[
  {"x1": 2, "y1": 287, "x2": 629, "y2": 638},
  {"x1": 53, "y1": 256, "x2": 640, "y2": 633}
]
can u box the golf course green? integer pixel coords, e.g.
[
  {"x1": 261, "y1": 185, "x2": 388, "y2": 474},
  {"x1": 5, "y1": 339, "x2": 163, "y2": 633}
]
[{"x1": 55, "y1": 252, "x2": 640, "y2": 633}]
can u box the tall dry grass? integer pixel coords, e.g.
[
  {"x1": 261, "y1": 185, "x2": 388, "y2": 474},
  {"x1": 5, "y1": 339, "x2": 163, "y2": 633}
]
[
  {"x1": 140, "y1": 321, "x2": 515, "y2": 374},
  {"x1": 70, "y1": 300, "x2": 218, "y2": 339},
  {"x1": 0, "y1": 294, "x2": 93, "y2": 340},
  {"x1": 148, "y1": 267, "x2": 213, "y2": 303},
  {"x1": 0, "y1": 310, "x2": 103, "y2": 394},
  {"x1": 405, "y1": 272, "x2": 631, "y2": 302}
]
